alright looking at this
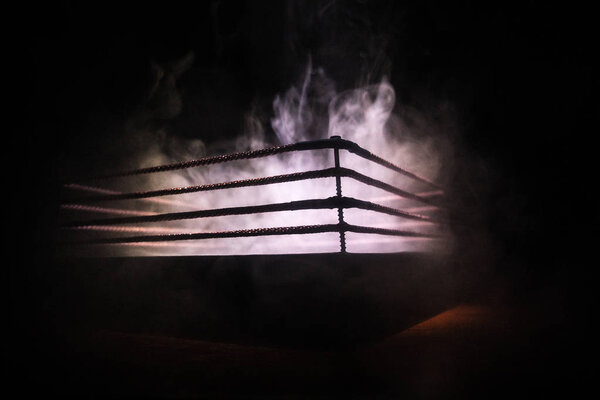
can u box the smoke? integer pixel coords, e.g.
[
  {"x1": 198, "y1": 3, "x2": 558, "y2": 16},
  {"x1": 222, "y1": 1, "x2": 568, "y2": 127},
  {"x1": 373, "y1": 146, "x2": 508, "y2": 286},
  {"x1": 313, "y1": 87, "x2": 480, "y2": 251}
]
[
  {"x1": 62, "y1": 53, "x2": 457, "y2": 257},
  {"x1": 60, "y1": 2, "x2": 464, "y2": 258},
  {"x1": 49, "y1": 2, "x2": 502, "y2": 354}
]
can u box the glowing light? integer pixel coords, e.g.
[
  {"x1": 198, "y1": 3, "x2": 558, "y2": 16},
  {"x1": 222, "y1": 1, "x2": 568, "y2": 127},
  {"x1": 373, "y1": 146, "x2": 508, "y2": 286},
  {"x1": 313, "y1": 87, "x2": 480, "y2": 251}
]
[{"x1": 61, "y1": 68, "x2": 450, "y2": 256}]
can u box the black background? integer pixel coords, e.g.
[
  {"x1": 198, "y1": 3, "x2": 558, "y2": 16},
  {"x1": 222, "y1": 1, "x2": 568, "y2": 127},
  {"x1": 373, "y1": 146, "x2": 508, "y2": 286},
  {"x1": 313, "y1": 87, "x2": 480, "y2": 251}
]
[{"x1": 14, "y1": 0, "x2": 596, "y2": 397}]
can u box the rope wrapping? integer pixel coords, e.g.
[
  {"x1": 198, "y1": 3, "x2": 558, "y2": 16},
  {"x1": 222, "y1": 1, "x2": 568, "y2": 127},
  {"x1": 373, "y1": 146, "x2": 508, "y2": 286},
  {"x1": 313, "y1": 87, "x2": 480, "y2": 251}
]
[
  {"x1": 67, "y1": 223, "x2": 440, "y2": 245},
  {"x1": 87, "y1": 139, "x2": 336, "y2": 180},
  {"x1": 72, "y1": 224, "x2": 342, "y2": 244},
  {"x1": 62, "y1": 197, "x2": 440, "y2": 229},
  {"x1": 75, "y1": 137, "x2": 442, "y2": 190},
  {"x1": 73, "y1": 168, "x2": 338, "y2": 203},
  {"x1": 63, "y1": 198, "x2": 341, "y2": 227},
  {"x1": 60, "y1": 137, "x2": 448, "y2": 252}
]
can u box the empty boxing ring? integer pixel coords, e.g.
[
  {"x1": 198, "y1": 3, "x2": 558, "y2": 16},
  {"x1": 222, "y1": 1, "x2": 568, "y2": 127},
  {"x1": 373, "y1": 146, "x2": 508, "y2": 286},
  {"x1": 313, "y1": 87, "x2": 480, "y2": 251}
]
[
  {"x1": 58, "y1": 136, "x2": 448, "y2": 256},
  {"x1": 50, "y1": 136, "x2": 459, "y2": 348}
]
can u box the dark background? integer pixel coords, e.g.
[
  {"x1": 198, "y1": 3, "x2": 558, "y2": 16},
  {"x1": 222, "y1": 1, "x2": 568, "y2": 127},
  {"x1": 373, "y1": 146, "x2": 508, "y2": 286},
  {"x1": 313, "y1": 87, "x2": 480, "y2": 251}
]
[{"x1": 14, "y1": 0, "x2": 595, "y2": 397}]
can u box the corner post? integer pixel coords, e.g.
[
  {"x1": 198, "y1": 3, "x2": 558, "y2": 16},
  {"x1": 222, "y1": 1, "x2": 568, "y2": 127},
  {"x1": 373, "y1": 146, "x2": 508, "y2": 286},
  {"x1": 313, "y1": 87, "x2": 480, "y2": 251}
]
[{"x1": 330, "y1": 136, "x2": 347, "y2": 253}]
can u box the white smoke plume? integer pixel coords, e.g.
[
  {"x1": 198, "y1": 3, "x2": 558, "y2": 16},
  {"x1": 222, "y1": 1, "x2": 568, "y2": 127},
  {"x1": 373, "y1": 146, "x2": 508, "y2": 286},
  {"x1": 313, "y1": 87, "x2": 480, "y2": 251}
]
[{"x1": 63, "y1": 55, "x2": 454, "y2": 257}]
